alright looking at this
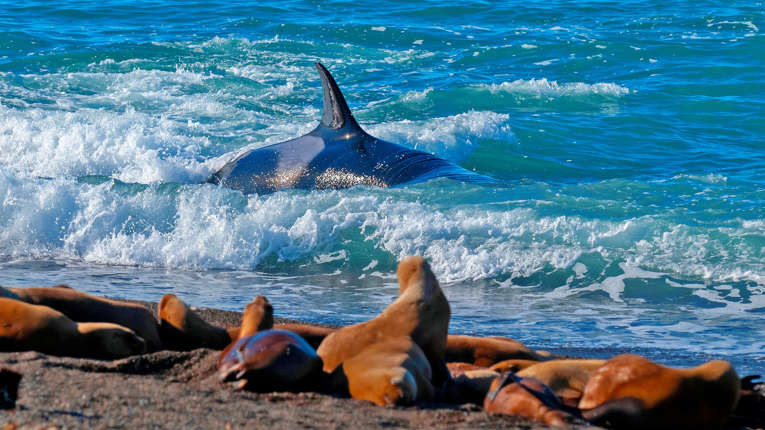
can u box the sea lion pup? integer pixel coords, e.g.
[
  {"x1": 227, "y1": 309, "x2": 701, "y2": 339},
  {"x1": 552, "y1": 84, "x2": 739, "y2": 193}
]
[
  {"x1": 2, "y1": 285, "x2": 162, "y2": 352},
  {"x1": 515, "y1": 359, "x2": 606, "y2": 406},
  {"x1": 0, "y1": 297, "x2": 146, "y2": 359},
  {"x1": 158, "y1": 294, "x2": 232, "y2": 350},
  {"x1": 579, "y1": 354, "x2": 740, "y2": 430},
  {"x1": 341, "y1": 336, "x2": 433, "y2": 406},
  {"x1": 218, "y1": 329, "x2": 323, "y2": 392},
  {"x1": 445, "y1": 334, "x2": 546, "y2": 367},
  {"x1": 316, "y1": 256, "x2": 451, "y2": 387},
  {"x1": 484, "y1": 372, "x2": 580, "y2": 426}
]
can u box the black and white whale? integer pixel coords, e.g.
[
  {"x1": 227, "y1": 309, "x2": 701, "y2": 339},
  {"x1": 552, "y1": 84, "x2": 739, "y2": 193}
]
[{"x1": 208, "y1": 62, "x2": 494, "y2": 194}]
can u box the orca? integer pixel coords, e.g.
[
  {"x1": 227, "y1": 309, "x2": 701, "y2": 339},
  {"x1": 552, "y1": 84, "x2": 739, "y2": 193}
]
[{"x1": 208, "y1": 62, "x2": 493, "y2": 193}]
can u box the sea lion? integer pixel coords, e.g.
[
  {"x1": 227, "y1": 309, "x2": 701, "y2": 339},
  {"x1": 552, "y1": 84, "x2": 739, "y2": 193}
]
[
  {"x1": 316, "y1": 256, "x2": 451, "y2": 386},
  {"x1": 579, "y1": 354, "x2": 740, "y2": 430},
  {"x1": 0, "y1": 297, "x2": 146, "y2": 359},
  {"x1": 516, "y1": 359, "x2": 606, "y2": 406},
  {"x1": 445, "y1": 334, "x2": 546, "y2": 367},
  {"x1": 158, "y1": 294, "x2": 232, "y2": 350},
  {"x1": 341, "y1": 336, "x2": 433, "y2": 406},
  {"x1": 2, "y1": 285, "x2": 162, "y2": 352},
  {"x1": 218, "y1": 329, "x2": 323, "y2": 392},
  {"x1": 484, "y1": 372, "x2": 579, "y2": 426}
]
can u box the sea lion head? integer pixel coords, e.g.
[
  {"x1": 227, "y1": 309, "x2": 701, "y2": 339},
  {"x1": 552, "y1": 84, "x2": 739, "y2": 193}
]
[
  {"x1": 397, "y1": 256, "x2": 439, "y2": 297},
  {"x1": 218, "y1": 329, "x2": 322, "y2": 392},
  {"x1": 78, "y1": 322, "x2": 147, "y2": 358}
]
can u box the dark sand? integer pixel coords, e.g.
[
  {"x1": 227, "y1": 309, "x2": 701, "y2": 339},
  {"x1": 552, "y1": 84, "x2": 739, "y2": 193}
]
[{"x1": 0, "y1": 300, "x2": 761, "y2": 429}]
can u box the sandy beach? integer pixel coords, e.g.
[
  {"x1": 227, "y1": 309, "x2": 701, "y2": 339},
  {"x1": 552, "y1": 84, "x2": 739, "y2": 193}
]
[
  {"x1": 2, "y1": 300, "x2": 763, "y2": 429},
  {"x1": 0, "y1": 301, "x2": 596, "y2": 430}
]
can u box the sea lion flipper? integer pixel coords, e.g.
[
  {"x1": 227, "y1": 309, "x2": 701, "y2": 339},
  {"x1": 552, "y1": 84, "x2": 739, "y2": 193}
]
[
  {"x1": 581, "y1": 396, "x2": 645, "y2": 427},
  {"x1": 315, "y1": 62, "x2": 360, "y2": 131}
]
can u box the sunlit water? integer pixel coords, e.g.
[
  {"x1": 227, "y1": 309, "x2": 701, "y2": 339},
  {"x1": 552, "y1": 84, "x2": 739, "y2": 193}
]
[{"x1": 1, "y1": 1, "x2": 764, "y2": 373}]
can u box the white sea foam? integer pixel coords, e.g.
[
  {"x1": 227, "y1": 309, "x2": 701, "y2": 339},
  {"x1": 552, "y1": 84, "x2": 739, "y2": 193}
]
[
  {"x1": 0, "y1": 104, "x2": 213, "y2": 183},
  {"x1": 483, "y1": 78, "x2": 629, "y2": 98},
  {"x1": 2, "y1": 170, "x2": 763, "y2": 292},
  {"x1": 401, "y1": 87, "x2": 433, "y2": 102},
  {"x1": 367, "y1": 111, "x2": 511, "y2": 162}
]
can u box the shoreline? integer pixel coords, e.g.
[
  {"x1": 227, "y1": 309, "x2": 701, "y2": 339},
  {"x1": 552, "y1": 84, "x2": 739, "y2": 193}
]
[
  {"x1": 0, "y1": 299, "x2": 594, "y2": 430},
  {"x1": 1, "y1": 299, "x2": 762, "y2": 429}
]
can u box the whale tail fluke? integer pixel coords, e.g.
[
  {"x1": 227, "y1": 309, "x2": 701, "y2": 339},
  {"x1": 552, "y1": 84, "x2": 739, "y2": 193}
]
[{"x1": 315, "y1": 62, "x2": 361, "y2": 131}]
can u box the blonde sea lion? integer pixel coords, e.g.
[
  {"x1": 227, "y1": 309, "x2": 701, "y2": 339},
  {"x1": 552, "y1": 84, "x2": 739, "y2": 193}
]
[
  {"x1": 218, "y1": 329, "x2": 323, "y2": 392},
  {"x1": 0, "y1": 297, "x2": 146, "y2": 359},
  {"x1": 341, "y1": 336, "x2": 433, "y2": 406},
  {"x1": 316, "y1": 256, "x2": 451, "y2": 386},
  {"x1": 579, "y1": 354, "x2": 740, "y2": 430},
  {"x1": 484, "y1": 372, "x2": 579, "y2": 426},
  {"x1": 516, "y1": 359, "x2": 606, "y2": 406},
  {"x1": 2, "y1": 285, "x2": 161, "y2": 352},
  {"x1": 445, "y1": 334, "x2": 545, "y2": 367},
  {"x1": 158, "y1": 294, "x2": 232, "y2": 350}
]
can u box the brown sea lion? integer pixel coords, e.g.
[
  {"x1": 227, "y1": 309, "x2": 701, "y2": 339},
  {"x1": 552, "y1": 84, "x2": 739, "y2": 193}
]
[
  {"x1": 0, "y1": 297, "x2": 146, "y2": 359},
  {"x1": 158, "y1": 294, "x2": 232, "y2": 350},
  {"x1": 516, "y1": 359, "x2": 605, "y2": 406},
  {"x1": 445, "y1": 334, "x2": 545, "y2": 367},
  {"x1": 579, "y1": 354, "x2": 740, "y2": 430},
  {"x1": 2, "y1": 285, "x2": 161, "y2": 351},
  {"x1": 218, "y1": 329, "x2": 323, "y2": 392},
  {"x1": 341, "y1": 336, "x2": 433, "y2": 406},
  {"x1": 316, "y1": 256, "x2": 451, "y2": 386},
  {"x1": 484, "y1": 372, "x2": 579, "y2": 426}
]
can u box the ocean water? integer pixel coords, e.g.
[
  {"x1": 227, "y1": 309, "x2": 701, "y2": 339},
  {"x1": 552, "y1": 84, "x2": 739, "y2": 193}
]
[{"x1": 0, "y1": 1, "x2": 763, "y2": 373}]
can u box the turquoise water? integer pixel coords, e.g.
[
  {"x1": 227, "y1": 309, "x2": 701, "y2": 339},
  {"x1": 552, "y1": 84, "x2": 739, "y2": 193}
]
[{"x1": 0, "y1": 1, "x2": 763, "y2": 373}]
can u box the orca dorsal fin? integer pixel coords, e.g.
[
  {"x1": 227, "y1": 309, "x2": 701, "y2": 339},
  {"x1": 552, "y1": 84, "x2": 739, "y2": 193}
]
[{"x1": 315, "y1": 62, "x2": 360, "y2": 130}]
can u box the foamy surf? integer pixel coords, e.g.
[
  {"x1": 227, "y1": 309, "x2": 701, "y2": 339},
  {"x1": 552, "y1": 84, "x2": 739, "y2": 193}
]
[{"x1": 1, "y1": 1, "x2": 764, "y2": 376}]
